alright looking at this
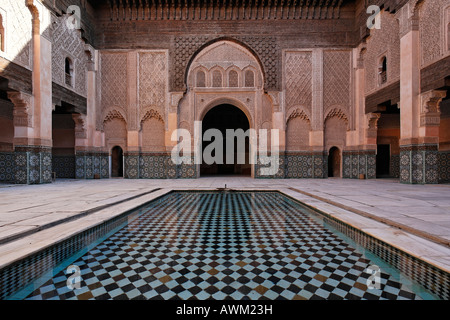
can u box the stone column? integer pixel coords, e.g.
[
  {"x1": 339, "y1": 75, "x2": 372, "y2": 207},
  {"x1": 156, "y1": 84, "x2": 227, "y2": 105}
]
[
  {"x1": 11, "y1": 1, "x2": 53, "y2": 184},
  {"x1": 342, "y1": 46, "x2": 377, "y2": 180},
  {"x1": 396, "y1": 1, "x2": 444, "y2": 184},
  {"x1": 168, "y1": 92, "x2": 187, "y2": 179},
  {"x1": 364, "y1": 112, "x2": 381, "y2": 179},
  {"x1": 257, "y1": 91, "x2": 285, "y2": 179},
  {"x1": 310, "y1": 49, "x2": 326, "y2": 179},
  {"x1": 414, "y1": 90, "x2": 447, "y2": 184},
  {"x1": 396, "y1": 2, "x2": 423, "y2": 184},
  {"x1": 125, "y1": 52, "x2": 139, "y2": 179}
]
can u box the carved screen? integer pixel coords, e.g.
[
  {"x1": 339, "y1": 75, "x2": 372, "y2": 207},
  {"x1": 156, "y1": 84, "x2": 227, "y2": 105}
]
[
  {"x1": 245, "y1": 70, "x2": 255, "y2": 87},
  {"x1": 212, "y1": 70, "x2": 222, "y2": 87},
  {"x1": 196, "y1": 70, "x2": 206, "y2": 87},
  {"x1": 229, "y1": 70, "x2": 239, "y2": 87}
]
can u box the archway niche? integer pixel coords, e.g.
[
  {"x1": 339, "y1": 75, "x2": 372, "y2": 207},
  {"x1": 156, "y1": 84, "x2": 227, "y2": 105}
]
[
  {"x1": 201, "y1": 104, "x2": 251, "y2": 177},
  {"x1": 328, "y1": 146, "x2": 341, "y2": 178},
  {"x1": 111, "y1": 146, "x2": 124, "y2": 178}
]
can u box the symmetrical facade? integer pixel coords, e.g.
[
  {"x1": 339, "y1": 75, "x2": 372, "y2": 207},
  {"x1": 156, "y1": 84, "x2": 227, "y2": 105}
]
[{"x1": 0, "y1": 0, "x2": 449, "y2": 184}]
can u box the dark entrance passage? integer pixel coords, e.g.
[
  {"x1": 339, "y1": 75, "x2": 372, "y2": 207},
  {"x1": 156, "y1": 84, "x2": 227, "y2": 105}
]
[
  {"x1": 376, "y1": 144, "x2": 391, "y2": 178},
  {"x1": 201, "y1": 104, "x2": 251, "y2": 176},
  {"x1": 111, "y1": 146, "x2": 123, "y2": 177},
  {"x1": 52, "y1": 106, "x2": 76, "y2": 179},
  {"x1": 328, "y1": 147, "x2": 341, "y2": 178}
]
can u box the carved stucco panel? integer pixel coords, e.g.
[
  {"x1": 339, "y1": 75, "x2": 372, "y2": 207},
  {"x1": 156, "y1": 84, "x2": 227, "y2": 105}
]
[
  {"x1": 419, "y1": 0, "x2": 448, "y2": 67},
  {"x1": 100, "y1": 52, "x2": 128, "y2": 118},
  {"x1": 139, "y1": 51, "x2": 168, "y2": 122},
  {"x1": 51, "y1": 14, "x2": 88, "y2": 97},
  {"x1": 284, "y1": 51, "x2": 312, "y2": 113},
  {"x1": 323, "y1": 50, "x2": 352, "y2": 116},
  {"x1": 0, "y1": 0, "x2": 32, "y2": 69}
]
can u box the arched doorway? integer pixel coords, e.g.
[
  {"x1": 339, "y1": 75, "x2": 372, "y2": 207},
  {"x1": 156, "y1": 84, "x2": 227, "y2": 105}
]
[
  {"x1": 111, "y1": 146, "x2": 123, "y2": 178},
  {"x1": 201, "y1": 104, "x2": 251, "y2": 176},
  {"x1": 328, "y1": 147, "x2": 341, "y2": 178}
]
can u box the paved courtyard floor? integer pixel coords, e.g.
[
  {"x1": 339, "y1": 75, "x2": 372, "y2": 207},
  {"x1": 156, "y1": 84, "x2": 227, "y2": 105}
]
[{"x1": 0, "y1": 177, "x2": 449, "y2": 273}]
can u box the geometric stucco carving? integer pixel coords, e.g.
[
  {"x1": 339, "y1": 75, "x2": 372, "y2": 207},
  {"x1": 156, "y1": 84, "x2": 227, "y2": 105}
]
[
  {"x1": 173, "y1": 36, "x2": 279, "y2": 92},
  {"x1": 285, "y1": 51, "x2": 312, "y2": 112},
  {"x1": 325, "y1": 107, "x2": 350, "y2": 129},
  {"x1": 287, "y1": 108, "x2": 311, "y2": 124},
  {"x1": 103, "y1": 109, "x2": 127, "y2": 126}
]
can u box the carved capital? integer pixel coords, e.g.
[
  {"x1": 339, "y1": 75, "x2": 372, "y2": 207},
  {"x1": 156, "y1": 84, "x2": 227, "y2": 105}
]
[
  {"x1": 84, "y1": 45, "x2": 96, "y2": 72},
  {"x1": 267, "y1": 91, "x2": 282, "y2": 112},
  {"x1": 420, "y1": 90, "x2": 447, "y2": 127},
  {"x1": 170, "y1": 92, "x2": 185, "y2": 113},
  {"x1": 357, "y1": 45, "x2": 366, "y2": 70},
  {"x1": 26, "y1": 0, "x2": 39, "y2": 21},
  {"x1": 366, "y1": 112, "x2": 381, "y2": 138},
  {"x1": 395, "y1": 0, "x2": 420, "y2": 38},
  {"x1": 72, "y1": 114, "x2": 87, "y2": 139},
  {"x1": 7, "y1": 91, "x2": 33, "y2": 128}
]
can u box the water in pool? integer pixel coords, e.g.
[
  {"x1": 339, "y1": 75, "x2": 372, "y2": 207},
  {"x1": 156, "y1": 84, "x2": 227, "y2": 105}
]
[{"x1": 6, "y1": 191, "x2": 440, "y2": 300}]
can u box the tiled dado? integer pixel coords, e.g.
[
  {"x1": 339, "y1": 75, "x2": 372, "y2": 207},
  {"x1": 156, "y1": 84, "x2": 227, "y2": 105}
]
[
  {"x1": 52, "y1": 155, "x2": 75, "y2": 179},
  {"x1": 125, "y1": 153, "x2": 197, "y2": 179},
  {"x1": 14, "y1": 146, "x2": 52, "y2": 185},
  {"x1": 438, "y1": 151, "x2": 450, "y2": 183},
  {"x1": 342, "y1": 151, "x2": 377, "y2": 180},
  {"x1": 390, "y1": 154, "x2": 400, "y2": 179},
  {"x1": 283, "y1": 152, "x2": 327, "y2": 179},
  {"x1": 75, "y1": 152, "x2": 109, "y2": 180},
  {"x1": 255, "y1": 153, "x2": 286, "y2": 179},
  {"x1": 0, "y1": 152, "x2": 15, "y2": 183},
  {"x1": 400, "y1": 145, "x2": 439, "y2": 184}
]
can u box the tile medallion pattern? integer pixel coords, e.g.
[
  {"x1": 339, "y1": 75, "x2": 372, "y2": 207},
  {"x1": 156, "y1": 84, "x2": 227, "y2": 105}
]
[
  {"x1": 400, "y1": 145, "x2": 439, "y2": 184},
  {"x1": 126, "y1": 154, "x2": 197, "y2": 179},
  {"x1": 12, "y1": 146, "x2": 52, "y2": 185},
  {"x1": 0, "y1": 152, "x2": 15, "y2": 183},
  {"x1": 439, "y1": 151, "x2": 450, "y2": 183},
  {"x1": 52, "y1": 156, "x2": 76, "y2": 179},
  {"x1": 342, "y1": 151, "x2": 376, "y2": 180},
  {"x1": 76, "y1": 152, "x2": 109, "y2": 180}
]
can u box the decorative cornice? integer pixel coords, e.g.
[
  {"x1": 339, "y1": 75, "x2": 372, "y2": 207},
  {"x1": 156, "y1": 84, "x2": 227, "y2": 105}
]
[{"x1": 106, "y1": 0, "x2": 347, "y2": 21}]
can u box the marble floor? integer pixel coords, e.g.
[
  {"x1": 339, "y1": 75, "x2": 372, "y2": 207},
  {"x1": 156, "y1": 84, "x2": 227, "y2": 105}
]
[{"x1": 0, "y1": 177, "x2": 449, "y2": 276}]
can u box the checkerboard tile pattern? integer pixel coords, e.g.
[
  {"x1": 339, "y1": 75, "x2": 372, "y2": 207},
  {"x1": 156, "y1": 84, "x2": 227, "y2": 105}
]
[{"x1": 23, "y1": 192, "x2": 432, "y2": 300}]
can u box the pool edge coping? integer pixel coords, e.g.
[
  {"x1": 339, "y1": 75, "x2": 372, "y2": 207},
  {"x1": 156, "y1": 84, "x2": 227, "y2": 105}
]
[{"x1": 1, "y1": 187, "x2": 449, "y2": 278}]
